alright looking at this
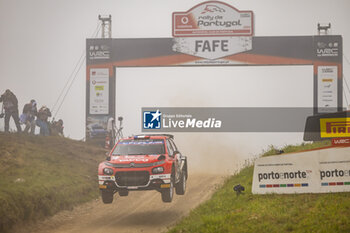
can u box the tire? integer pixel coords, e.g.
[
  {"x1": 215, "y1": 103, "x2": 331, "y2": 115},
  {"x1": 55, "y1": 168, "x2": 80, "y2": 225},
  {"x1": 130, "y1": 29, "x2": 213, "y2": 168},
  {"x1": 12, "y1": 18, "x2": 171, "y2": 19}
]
[
  {"x1": 161, "y1": 174, "x2": 174, "y2": 203},
  {"x1": 118, "y1": 190, "x2": 129, "y2": 197},
  {"x1": 175, "y1": 171, "x2": 186, "y2": 195},
  {"x1": 101, "y1": 190, "x2": 114, "y2": 204}
]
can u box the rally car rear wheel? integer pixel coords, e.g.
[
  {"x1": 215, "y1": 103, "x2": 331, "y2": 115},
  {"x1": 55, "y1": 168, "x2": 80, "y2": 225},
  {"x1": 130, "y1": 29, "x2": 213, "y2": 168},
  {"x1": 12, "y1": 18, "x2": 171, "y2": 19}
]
[
  {"x1": 161, "y1": 176, "x2": 174, "y2": 203},
  {"x1": 175, "y1": 171, "x2": 186, "y2": 195},
  {"x1": 101, "y1": 190, "x2": 114, "y2": 204}
]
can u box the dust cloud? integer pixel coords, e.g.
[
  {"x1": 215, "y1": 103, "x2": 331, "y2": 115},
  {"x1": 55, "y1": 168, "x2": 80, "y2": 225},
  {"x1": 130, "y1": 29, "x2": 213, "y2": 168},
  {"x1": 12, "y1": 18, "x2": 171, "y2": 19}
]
[
  {"x1": 175, "y1": 133, "x2": 246, "y2": 175},
  {"x1": 167, "y1": 95, "x2": 247, "y2": 175}
]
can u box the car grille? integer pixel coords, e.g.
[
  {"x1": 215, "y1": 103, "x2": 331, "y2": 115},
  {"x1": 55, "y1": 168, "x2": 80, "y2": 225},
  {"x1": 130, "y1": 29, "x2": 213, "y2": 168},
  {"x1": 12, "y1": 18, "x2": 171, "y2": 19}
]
[
  {"x1": 115, "y1": 171, "x2": 150, "y2": 186},
  {"x1": 105, "y1": 160, "x2": 165, "y2": 168}
]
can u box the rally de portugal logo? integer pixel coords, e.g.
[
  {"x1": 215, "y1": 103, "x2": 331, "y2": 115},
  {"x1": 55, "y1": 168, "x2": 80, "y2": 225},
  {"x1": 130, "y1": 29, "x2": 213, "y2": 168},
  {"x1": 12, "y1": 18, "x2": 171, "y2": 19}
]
[{"x1": 143, "y1": 110, "x2": 162, "y2": 129}]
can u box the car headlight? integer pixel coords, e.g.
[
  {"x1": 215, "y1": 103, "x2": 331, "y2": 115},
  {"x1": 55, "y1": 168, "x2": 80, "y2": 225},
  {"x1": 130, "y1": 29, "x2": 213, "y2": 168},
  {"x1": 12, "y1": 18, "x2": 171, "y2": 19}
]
[
  {"x1": 152, "y1": 160, "x2": 165, "y2": 166},
  {"x1": 152, "y1": 166, "x2": 164, "y2": 174},
  {"x1": 103, "y1": 168, "x2": 114, "y2": 175}
]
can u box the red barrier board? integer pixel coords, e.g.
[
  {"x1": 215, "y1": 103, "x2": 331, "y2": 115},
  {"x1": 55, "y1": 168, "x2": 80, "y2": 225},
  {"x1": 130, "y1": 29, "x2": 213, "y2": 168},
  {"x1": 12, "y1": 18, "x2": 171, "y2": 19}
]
[{"x1": 331, "y1": 138, "x2": 350, "y2": 146}]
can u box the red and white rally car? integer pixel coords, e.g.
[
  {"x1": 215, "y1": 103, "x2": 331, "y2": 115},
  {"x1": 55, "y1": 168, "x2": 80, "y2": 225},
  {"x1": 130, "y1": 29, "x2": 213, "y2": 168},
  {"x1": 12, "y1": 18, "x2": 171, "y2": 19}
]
[{"x1": 98, "y1": 134, "x2": 188, "y2": 204}]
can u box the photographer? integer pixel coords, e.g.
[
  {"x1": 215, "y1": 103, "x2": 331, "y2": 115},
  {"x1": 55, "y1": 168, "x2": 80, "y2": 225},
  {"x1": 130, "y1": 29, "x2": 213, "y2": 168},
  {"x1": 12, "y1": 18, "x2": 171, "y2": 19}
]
[
  {"x1": 21, "y1": 99, "x2": 38, "y2": 134},
  {"x1": 36, "y1": 105, "x2": 51, "y2": 136},
  {"x1": 0, "y1": 89, "x2": 22, "y2": 133},
  {"x1": 50, "y1": 119, "x2": 64, "y2": 137}
]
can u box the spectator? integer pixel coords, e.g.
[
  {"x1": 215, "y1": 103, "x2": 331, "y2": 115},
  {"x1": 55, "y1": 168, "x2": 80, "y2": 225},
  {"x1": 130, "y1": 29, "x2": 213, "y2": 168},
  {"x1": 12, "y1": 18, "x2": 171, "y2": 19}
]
[
  {"x1": 21, "y1": 99, "x2": 37, "y2": 134},
  {"x1": 36, "y1": 106, "x2": 51, "y2": 136},
  {"x1": 50, "y1": 119, "x2": 64, "y2": 137},
  {"x1": 0, "y1": 89, "x2": 21, "y2": 133}
]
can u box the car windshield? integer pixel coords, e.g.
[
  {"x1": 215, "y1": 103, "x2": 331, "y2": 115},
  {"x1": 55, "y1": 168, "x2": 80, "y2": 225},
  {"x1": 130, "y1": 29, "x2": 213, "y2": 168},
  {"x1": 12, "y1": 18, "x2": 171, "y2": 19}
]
[{"x1": 112, "y1": 139, "x2": 165, "y2": 155}]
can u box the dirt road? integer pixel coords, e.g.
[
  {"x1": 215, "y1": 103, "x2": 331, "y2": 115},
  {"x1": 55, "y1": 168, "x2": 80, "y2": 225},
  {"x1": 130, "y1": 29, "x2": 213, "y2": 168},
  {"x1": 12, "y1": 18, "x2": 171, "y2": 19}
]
[{"x1": 15, "y1": 173, "x2": 224, "y2": 233}]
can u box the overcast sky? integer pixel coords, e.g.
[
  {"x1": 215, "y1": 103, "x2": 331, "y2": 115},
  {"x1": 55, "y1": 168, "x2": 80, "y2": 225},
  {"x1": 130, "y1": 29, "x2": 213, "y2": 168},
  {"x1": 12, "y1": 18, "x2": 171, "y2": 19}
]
[{"x1": 1, "y1": 0, "x2": 350, "y2": 164}]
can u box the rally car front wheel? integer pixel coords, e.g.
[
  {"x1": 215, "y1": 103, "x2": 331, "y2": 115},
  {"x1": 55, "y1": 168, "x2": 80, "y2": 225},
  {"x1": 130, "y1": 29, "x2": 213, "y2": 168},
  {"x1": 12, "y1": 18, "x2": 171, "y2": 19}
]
[
  {"x1": 101, "y1": 190, "x2": 114, "y2": 204},
  {"x1": 175, "y1": 171, "x2": 186, "y2": 195},
  {"x1": 161, "y1": 176, "x2": 174, "y2": 203}
]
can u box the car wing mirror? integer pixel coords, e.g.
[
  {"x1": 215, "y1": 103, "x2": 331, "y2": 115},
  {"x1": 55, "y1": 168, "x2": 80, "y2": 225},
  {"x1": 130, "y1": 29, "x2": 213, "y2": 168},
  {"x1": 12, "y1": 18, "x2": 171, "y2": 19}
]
[{"x1": 173, "y1": 151, "x2": 180, "y2": 156}]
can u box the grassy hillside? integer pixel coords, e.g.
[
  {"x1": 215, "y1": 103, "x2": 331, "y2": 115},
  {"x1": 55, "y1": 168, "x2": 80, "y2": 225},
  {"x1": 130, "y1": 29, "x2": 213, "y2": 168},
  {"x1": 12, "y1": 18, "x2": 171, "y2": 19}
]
[
  {"x1": 169, "y1": 141, "x2": 350, "y2": 233},
  {"x1": 0, "y1": 133, "x2": 105, "y2": 233},
  {"x1": 261, "y1": 140, "x2": 331, "y2": 157}
]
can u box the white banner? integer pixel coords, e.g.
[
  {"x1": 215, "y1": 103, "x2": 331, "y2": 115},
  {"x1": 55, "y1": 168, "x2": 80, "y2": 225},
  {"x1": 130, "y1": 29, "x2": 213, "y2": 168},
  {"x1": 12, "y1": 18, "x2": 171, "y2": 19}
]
[
  {"x1": 317, "y1": 66, "x2": 337, "y2": 113},
  {"x1": 172, "y1": 37, "x2": 252, "y2": 60},
  {"x1": 89, "y1": 68, "x2": 109, "y2": 114},
  {"x1": 252, "y1": 147, "x2": 350, "y2": 194}
]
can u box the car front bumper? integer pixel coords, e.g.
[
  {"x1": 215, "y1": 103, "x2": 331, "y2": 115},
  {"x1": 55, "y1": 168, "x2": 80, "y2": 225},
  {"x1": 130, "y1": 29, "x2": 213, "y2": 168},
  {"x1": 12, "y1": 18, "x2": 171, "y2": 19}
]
[{"x1": 98, "y1": 173, "x2": 171, "y2": 191}]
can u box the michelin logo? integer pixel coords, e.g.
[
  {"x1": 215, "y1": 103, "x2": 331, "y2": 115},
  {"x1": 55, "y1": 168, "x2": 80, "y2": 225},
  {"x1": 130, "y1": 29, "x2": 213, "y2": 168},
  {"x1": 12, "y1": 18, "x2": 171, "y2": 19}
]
[{"x1": 143, "y1": 110, "x2": 162, "y2": 129}]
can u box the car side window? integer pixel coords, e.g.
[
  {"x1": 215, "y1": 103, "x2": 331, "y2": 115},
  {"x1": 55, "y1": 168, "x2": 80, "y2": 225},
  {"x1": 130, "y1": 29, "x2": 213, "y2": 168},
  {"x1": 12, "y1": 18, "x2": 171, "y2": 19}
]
[
  {"x1": 166, "y1": 139, "x2": 174, "y2": 156},
  {"x1": 170, "y1": 139, "x2": 178, "y2": 152}
]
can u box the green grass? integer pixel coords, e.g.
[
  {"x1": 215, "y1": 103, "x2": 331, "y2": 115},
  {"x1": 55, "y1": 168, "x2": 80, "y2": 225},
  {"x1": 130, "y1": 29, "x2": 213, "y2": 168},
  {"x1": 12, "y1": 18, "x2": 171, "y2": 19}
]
[
  {"x1": 261, "y1": 140, "x2": 331, "y2": 157},
  {"x1": 0, "y1": 133, "x2": 105, "y2": 233},
  {"x1": 169, "y1": 141, "x2": 350, "y2": 233}
]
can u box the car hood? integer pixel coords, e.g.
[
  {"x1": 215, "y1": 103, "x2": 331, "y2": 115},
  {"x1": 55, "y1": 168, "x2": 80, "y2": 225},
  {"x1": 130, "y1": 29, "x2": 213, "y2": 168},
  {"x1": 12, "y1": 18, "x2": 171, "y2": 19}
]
[{"x1": 109, "y1": 154, "x2": 161, "y2": 164}]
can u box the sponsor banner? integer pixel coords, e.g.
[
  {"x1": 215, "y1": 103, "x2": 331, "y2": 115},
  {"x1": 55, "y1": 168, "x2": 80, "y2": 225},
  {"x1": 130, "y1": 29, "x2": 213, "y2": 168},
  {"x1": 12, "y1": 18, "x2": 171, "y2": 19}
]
[
  {"x1": 89, "y1": 68, "x2": 109, "y2": 115},
  {"x1": 141, "y1": 107, "x2": 315, "y2": 132},
  {"x1": 317, "y1": 66, "x2": 337, "y2": 113},
  {"x1": 85, "y1": 36, "x2": 341, "y2": 66},
  {"x1": 172, "y1": 1, "x2": 253, "y2": 37},
  {"x1": 252, "y1": 147, "x2": 350, "y2": 194},
  {"x1": 172, "y1": 37, "x2": 252, "y2": 60},
  {"x1": 320, "y1": 117, "x2": 350, "y2": 138},
  {"x1": 332, "y1": 138, "x2": 350, "y2": 146},
  {"x1": 303, "y1": 110, "x2": 347, "y2": 141}
]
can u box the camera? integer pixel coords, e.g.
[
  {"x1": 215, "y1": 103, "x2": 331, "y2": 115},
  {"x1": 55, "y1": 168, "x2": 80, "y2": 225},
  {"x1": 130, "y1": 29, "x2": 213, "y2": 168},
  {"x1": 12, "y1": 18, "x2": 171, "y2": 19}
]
[{"x1": 233, "y1": 184, "x2": 245, "y2": 196}]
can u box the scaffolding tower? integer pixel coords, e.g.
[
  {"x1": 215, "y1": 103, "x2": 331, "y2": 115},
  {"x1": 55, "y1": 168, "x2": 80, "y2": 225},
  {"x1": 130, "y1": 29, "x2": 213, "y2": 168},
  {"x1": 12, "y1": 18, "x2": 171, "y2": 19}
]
[{"x1": 99, "y1": 15, "x2": 112, "y2": 38}]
